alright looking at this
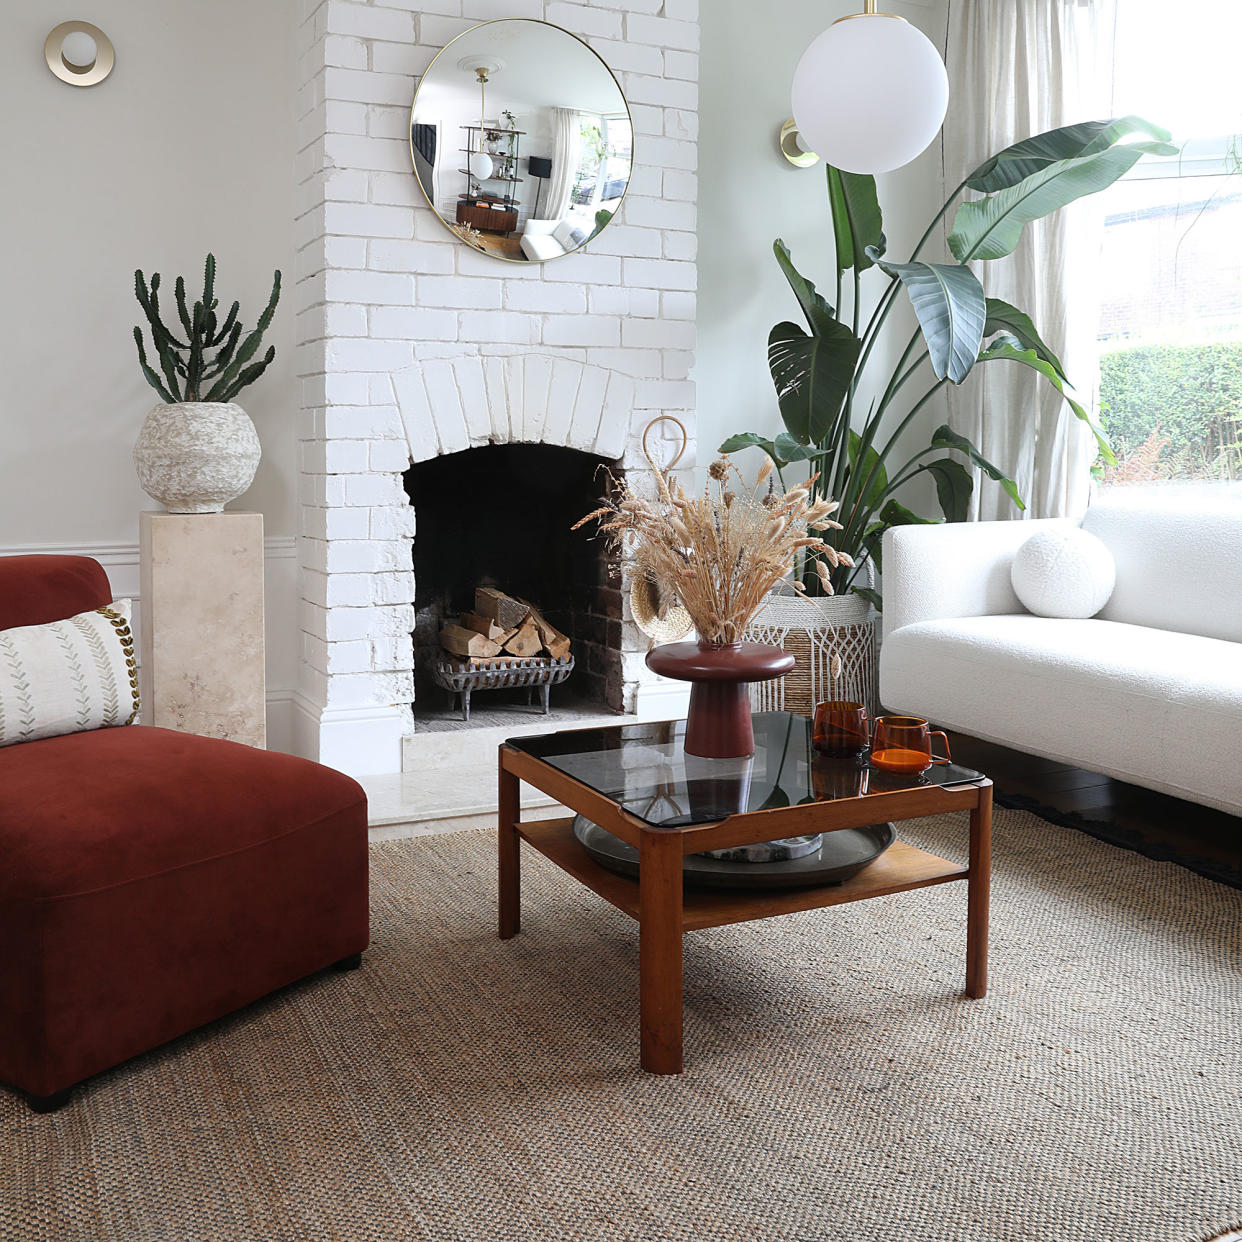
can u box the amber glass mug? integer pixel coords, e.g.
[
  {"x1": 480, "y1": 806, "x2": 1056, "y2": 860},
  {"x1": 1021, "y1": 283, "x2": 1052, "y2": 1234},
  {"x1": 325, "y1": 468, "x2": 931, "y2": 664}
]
[
  {"x1": 812, "y1": 701, "x2": 870, "y2": 758},
  {"x1": 870, "y1": 715, "x2": 952, "y2": 774}
]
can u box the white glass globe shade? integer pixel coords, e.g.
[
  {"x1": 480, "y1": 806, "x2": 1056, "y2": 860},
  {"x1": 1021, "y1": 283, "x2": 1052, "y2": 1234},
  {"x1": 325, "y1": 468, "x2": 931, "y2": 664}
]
[
  {"x1": 61, "y1": 30, "x2": 98, "y2": 69},
  {"x1": 791, "y1": 16, "x2": 949, "y2": 175},
  {"x1": 468, "y1": 151, "x2": 494, "y2": 180}
]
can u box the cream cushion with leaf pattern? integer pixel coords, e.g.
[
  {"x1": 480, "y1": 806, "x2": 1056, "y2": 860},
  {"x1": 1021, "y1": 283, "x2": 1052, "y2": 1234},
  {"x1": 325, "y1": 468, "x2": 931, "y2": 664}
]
[{"x1": 0, "y1": 600, "x2": 140, "y2": 747}]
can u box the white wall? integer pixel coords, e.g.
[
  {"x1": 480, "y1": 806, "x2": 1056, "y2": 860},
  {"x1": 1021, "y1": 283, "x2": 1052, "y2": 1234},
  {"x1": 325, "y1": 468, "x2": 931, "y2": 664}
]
[
  {"x1": 3, "y1": 0, "x2": 302, "y2": 741},
  {"x1": 697, "y1": 0, "x2": 949, "y2": 517},
  {"x1": 4, "y1": 2, "x2": 299, "y2": 544}
]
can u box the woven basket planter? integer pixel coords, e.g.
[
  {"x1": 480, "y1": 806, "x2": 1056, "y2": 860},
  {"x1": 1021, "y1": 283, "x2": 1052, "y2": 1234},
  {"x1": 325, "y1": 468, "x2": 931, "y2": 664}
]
[{"x1": 744, "y1": 569, "x2": 880, "y2": 719}]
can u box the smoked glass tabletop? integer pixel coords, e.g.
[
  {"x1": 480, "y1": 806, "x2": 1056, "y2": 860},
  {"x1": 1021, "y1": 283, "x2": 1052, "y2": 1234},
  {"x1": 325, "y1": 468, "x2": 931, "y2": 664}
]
[{"x1": 507, "y1": 712, "x2": 986, "y2": 829}]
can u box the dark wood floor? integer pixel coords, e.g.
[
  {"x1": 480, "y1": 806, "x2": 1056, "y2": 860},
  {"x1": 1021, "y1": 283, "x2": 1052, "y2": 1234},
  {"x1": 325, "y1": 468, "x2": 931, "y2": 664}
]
[{"x1": 944, "y1": 730, "x2": 1242, "y2": 887}]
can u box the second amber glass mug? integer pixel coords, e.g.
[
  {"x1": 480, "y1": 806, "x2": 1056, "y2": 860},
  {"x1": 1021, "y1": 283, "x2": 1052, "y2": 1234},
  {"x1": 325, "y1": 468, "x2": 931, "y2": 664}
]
[{"x1": 870, "y1": 715, "x2": 952, "y2": 774}]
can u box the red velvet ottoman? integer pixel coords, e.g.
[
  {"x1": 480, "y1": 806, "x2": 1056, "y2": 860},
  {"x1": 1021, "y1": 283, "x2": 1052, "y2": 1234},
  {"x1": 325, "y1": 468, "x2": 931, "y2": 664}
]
[{"x1": 0, "y1": 555, "x2": 369, "y2": 1111}]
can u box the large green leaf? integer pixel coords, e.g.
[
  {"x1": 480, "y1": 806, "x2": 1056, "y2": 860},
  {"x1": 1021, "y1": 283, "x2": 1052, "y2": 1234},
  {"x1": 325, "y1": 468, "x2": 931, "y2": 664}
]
[
  {"x1": 871, "y1": 251, "x2": 986, "y2": 384},
  {"x1": 977, "y1": 336, "x2": 1116, "y2": 463},
  {"x1": 871, "y1": 499, "x2": 937, "y2": 537},
  {"x1": 924, "y1": 458, "x2": 974, "y2": 522},
  {"x1": 826, "y1": 167, "x2": 884, "y2": 275},
  {"x1": 768, "y1": 318, "x2": 862, "y2": 445},
  {"x1": 984, "y1": 298, "x2": 1068, "y2": 383},
  {"x1": 861, "y1": 500, "x2": 937, "y2": 578},
  {"x1": 930, "y1": 423, "x2": 1026, "y2": 510},
  {"x1": 949, "y1": 141, "x2": 1175, "y2": 263},
  {"x1": 773, "y1": 432, "x2": 823, "y2": 463},
  {"x1": 966, "y1": 115, "x2": 1172, "y2": 193},
  {"x1": 773, "y1": 239, "x2": 836, "y2": 336},
  {"x1": 719, "y1": 432, "x2": 788, "y2": 468},
  {"x1": 847, "y1": 430, "x2": 888, "y2": 512}
]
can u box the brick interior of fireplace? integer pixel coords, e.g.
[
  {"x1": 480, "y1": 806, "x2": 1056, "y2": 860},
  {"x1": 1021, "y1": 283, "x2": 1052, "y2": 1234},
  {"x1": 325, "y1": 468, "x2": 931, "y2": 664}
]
[{"x1": 404, "y1": 443, "x2": 624, "y2": 723}]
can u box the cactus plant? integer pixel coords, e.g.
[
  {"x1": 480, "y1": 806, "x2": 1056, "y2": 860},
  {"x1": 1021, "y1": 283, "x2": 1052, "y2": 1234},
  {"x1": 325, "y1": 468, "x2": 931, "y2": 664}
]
[{"x1": 133, "y1": 254, "x2": 281, "y2": 404}]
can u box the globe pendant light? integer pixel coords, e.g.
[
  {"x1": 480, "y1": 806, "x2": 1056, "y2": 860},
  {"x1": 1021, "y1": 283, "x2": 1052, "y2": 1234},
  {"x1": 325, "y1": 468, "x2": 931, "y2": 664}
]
[
  {"x1": 791, "y1": 0, "x2": 949, "y2": 175},
  {"x1": 468, "y1": 66, "x2": 495, "y2": 181}
]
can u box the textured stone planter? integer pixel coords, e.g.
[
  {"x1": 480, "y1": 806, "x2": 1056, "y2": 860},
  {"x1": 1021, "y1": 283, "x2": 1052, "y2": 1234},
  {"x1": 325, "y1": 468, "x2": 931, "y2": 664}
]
[{"x1": 134, "y1": 402, "x2": 261, "y2": 514}]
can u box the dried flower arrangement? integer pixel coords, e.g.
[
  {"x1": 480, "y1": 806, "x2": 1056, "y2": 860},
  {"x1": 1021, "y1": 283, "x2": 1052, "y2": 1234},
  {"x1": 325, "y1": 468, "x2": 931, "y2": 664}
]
[{"x1": 575, "y1": 455, "x2": 847, "y2": 649}]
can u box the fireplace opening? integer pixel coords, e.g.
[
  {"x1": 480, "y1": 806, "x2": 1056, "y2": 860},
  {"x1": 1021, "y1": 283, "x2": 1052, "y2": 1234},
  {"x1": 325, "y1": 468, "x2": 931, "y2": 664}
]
[{"x1": 404, "y1": 443, "x2": 624, "y2": 729}]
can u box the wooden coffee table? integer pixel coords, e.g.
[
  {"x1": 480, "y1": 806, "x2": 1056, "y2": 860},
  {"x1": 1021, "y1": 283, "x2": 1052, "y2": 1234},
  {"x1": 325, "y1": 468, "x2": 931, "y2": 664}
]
[{"x1": 498, "y1": 712, "x2": 992, "y2": 1074}]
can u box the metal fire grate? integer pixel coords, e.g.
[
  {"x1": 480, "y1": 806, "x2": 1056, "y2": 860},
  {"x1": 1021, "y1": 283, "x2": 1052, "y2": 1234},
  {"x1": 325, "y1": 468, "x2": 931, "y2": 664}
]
[{"x1": 432, "y1": 655, "x2": 575, "y2": 722}]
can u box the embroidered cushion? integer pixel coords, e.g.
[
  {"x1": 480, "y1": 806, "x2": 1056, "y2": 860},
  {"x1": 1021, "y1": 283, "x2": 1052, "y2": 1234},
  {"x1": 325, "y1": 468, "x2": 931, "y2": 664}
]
[{"x1": 0, "y1": 600, "x2": 140, "y2": 747}]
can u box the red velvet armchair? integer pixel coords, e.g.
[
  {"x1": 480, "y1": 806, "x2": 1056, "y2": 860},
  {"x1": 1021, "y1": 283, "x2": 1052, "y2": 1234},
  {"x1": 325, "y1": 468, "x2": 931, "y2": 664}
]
[{"x1": 0, "y1": 555, "x2": 370, "y2": 1113}]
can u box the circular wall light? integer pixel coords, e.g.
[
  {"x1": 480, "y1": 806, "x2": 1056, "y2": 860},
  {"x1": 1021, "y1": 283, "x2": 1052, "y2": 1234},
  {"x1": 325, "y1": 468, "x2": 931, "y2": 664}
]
[
  {"x1": 45, "y1": 21, "x2": 115, "y2": 87},
  {"x1": 791, "y1": 5, "x2": 948, "y2": 175},
  {"x1": 779, "y1": 119, "x2": 820, "y2": 169}
]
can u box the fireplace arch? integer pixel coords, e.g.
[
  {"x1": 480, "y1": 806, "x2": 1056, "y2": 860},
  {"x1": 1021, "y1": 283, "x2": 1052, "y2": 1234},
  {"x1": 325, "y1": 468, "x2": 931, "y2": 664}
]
[{"x1": 392, "y1": 353, "x2": 636, "y2": 462}]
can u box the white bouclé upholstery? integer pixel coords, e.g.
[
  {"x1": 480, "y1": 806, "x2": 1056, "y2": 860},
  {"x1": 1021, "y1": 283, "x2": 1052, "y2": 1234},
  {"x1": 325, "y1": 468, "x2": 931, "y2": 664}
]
[
  {"x1": 1083, "y1": 495, "x2": 1242, "y2": 643},
  {"x1": 881, "y1": 518, "x2": 1071, "y2": 642},
  {"x1": 1011, "y1": 527, "x2": 1115, "y2": 618},
  {"x1": 519, "y1": 220, "x2": 563, "y2": 263},
  {"x1": 881, "y1": 615, "x2": 1242, "y2": 815},
  {"x1": 880, "y1": 493, "x2": 1242, "y2": 817}
]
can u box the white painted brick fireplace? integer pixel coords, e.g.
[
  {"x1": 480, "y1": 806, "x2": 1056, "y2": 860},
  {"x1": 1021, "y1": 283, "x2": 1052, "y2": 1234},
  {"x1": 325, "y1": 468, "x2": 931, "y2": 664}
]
[{"x1": 293, "y1": 0, "x2": 699, "y2": 776}]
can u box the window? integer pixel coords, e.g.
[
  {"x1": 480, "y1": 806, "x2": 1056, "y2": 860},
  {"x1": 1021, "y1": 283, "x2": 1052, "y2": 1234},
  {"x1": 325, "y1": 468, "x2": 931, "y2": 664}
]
[
  {"x1": 565, "y1": 113, "x2": 632, "y2": 238},
  {"x1": 1097, "y1": 1, "x2": 1242, "y2": 488}
]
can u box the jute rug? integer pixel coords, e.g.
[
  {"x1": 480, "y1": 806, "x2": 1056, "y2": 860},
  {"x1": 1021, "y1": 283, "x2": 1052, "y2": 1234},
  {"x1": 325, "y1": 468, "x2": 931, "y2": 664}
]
[{"x1": 3, "y1": 809, "x2": 1240, "y2": 1242}]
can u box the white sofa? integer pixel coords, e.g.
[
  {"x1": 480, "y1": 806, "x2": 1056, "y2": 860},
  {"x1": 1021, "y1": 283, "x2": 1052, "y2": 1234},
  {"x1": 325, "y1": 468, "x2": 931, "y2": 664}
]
[
  {"x1": 880, "y1": 492, "x2": 1242, "y2": 816},
  {"x1": 520, "y1": 217, "x2": 588, "y2": 262}
]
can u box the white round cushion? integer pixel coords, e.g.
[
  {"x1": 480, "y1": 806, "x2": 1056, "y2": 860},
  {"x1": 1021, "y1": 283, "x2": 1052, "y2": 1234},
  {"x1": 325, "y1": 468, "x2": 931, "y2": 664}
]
[{"x1": 1011, "y1": 527, "x2": 1116, "y2": 619}]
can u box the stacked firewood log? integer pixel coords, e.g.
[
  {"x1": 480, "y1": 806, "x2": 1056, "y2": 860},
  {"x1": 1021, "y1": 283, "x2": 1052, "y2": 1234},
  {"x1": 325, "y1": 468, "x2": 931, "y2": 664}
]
[{"x1": 439, "y1": 587, "x2": 572, "y2": 664}]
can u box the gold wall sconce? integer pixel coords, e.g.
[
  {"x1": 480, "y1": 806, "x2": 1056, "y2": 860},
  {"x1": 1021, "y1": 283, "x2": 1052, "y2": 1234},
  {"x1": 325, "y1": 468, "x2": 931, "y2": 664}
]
[
  {"x1": 45, "y1": 21, "x2": 115, "y2": 87},
  {"x1": 778, "y1": 119, "x2": 820, "y2": 169}
]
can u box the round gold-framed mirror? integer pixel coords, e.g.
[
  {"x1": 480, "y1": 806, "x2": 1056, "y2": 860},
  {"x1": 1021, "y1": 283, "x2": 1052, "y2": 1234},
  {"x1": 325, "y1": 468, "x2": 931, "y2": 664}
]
[{"x1": 409, "y1": 19, "x2": 633, "y2": 264}]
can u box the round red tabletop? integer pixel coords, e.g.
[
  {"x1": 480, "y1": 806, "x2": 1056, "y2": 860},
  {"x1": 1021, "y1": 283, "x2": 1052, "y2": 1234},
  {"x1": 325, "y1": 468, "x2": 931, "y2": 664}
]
[{"x1": 645, "y1": 641, "x2": 795, "y2": 683}]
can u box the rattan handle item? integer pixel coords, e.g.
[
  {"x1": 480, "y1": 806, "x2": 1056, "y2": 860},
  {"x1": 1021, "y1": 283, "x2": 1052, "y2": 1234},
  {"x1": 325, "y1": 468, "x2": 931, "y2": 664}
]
[{"x1": 641, "y1": 415, "x2": 688, "y2": 474}]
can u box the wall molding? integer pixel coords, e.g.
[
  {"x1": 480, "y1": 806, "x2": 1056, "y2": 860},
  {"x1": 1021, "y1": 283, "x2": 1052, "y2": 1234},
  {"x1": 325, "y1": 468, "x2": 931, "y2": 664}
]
[
  {"x1": 0, "y1": 536, "x2": 296, "y2": 561},
  {"x1": 289, "y1": 692, "x2": 408, "y2": 777}
]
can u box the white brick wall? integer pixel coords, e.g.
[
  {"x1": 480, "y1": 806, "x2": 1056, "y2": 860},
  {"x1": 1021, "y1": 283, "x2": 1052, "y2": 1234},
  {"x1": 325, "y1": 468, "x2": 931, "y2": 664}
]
[{"x1": 295, "y1": 0, "x2": 699, "y2": 771}]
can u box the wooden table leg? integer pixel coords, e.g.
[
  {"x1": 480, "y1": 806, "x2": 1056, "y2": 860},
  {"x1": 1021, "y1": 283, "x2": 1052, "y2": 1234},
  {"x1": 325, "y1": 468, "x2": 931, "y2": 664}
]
[
  {"x1": 966, "y1": 783, "x2": 992, "y2": 998},
  {"x1": 639, "y1": 830, "x2": 684, "y2": 1074},
  {"x1": 499, "y1": 751, "x2": 520, "y2": 940}
]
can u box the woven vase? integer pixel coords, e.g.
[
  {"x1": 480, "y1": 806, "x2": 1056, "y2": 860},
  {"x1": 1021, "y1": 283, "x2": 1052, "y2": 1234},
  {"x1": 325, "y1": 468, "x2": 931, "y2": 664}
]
[{"x1": 744, "y1": 561, "x2": 880, "y2": 719}]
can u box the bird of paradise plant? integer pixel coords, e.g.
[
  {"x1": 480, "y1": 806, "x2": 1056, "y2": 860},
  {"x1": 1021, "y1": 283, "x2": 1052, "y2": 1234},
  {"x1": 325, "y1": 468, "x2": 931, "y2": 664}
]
[{"x1": 720, "y1": 116, "x2": 1175, "y2": 604}]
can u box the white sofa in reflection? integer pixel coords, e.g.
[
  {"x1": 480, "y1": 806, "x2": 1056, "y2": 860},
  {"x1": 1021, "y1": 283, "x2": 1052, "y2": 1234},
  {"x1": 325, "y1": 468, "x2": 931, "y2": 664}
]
[
  {"x1": 879, "y1": 492, "x2": 1242, "y2": 816},
  {"x1": 520, "y1": 218, "x2": 589, "y2": 262}
]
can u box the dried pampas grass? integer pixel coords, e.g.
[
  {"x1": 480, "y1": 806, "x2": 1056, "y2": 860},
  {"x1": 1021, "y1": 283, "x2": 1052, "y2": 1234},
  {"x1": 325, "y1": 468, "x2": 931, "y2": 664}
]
[{"x1": 574, "y1": 456, "x2": 842, "y2": 648}]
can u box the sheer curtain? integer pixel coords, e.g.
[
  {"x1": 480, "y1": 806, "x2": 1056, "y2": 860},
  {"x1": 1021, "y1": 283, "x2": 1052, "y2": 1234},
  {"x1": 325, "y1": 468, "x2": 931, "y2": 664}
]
[
  {"x1": 943, "y1": 0, "x2": 1117, "y2": 520},
  {"x1": 543, "y1": 108, "x2": 581, "y2": 222}
]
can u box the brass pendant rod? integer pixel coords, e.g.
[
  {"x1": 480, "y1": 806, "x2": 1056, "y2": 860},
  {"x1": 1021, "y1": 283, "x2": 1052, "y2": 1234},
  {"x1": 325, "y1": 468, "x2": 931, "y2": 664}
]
[{"x1": 863, "y1": 0, "x2": 878, "y2": 12}]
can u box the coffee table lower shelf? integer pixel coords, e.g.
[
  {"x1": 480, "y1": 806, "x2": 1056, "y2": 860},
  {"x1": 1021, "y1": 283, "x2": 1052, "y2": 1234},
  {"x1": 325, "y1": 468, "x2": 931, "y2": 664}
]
[{"x1": 517, "y1": 817, "x2": 968, "y2": 933}]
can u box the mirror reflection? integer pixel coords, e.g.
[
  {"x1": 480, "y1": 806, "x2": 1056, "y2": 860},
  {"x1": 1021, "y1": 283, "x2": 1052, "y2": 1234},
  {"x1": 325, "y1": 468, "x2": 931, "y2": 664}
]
[{"x1": 409, "y1": 19, "x2": 632, "y2": 263}]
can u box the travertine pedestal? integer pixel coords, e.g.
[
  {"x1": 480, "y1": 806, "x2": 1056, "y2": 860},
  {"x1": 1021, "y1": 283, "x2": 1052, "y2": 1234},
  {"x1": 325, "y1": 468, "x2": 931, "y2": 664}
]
[{"x1": 140, "y1": 511, "x2": 266, "y2": 748}]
